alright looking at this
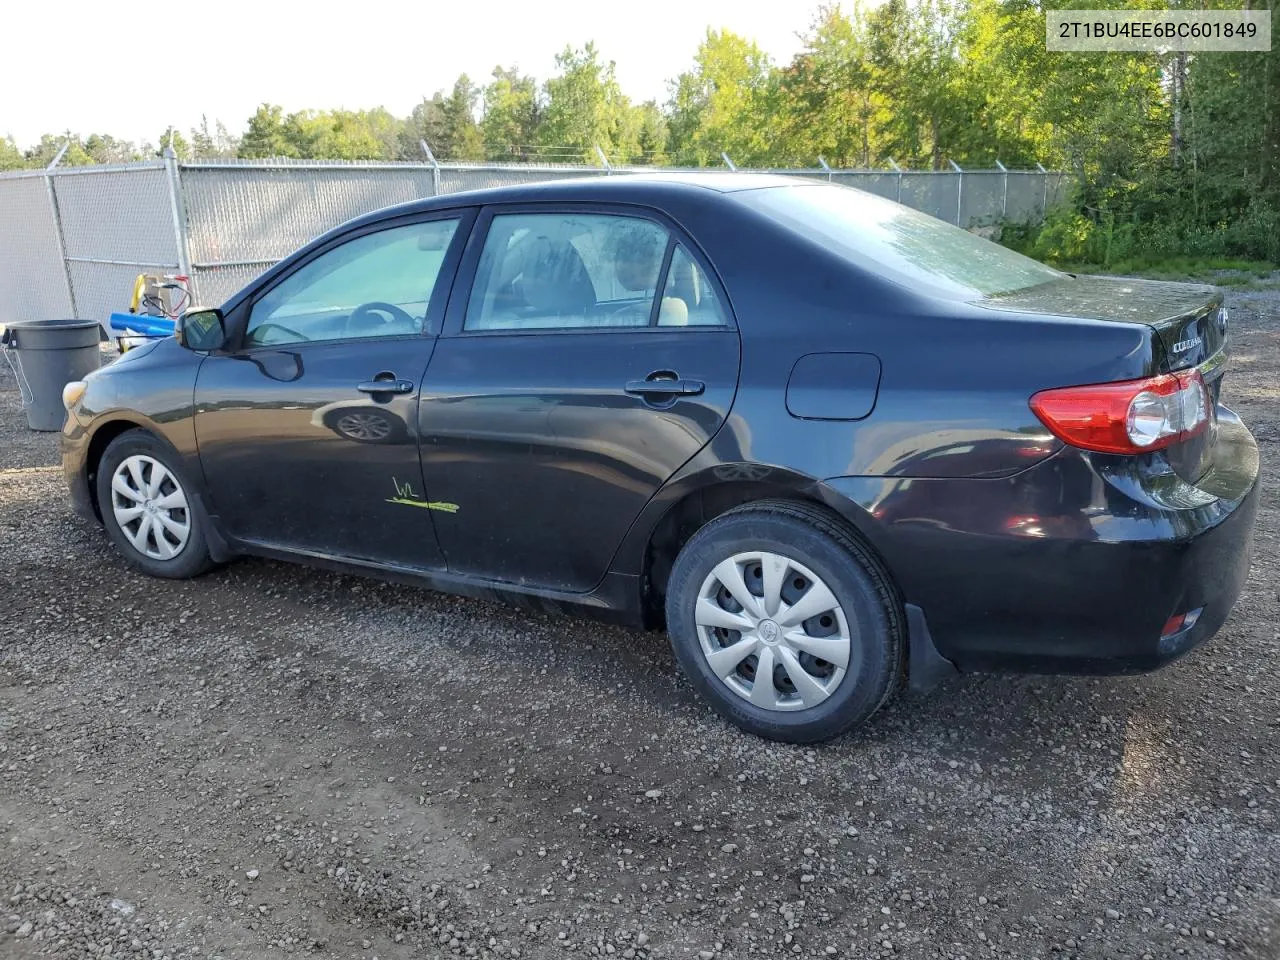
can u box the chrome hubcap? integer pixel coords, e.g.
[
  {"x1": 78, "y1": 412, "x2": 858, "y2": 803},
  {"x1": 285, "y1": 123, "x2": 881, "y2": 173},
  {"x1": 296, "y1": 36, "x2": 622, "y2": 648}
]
[
  {"x1": 695, "y1": 551, "x2": 852, "y2": 712},
  {"x1": 110, "y1": 455, "x2": 191, "y2": 560}
]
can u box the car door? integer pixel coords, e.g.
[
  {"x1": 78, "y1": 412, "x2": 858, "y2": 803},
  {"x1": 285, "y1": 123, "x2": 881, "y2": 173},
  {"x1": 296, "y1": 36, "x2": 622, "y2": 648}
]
[
  {"x1": 418, "y1": 205, "x2": 741, "y2": 592},
  {"x1": 194, "y1": 210, "x2": 473, "y2": 567}
]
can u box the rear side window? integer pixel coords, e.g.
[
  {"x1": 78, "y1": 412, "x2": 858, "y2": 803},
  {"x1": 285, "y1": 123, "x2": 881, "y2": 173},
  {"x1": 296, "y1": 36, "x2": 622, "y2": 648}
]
[
  {"x1": 465, "y1": 213, "x2": 670, "y2": 331},
  {"x1": 736, "y1": 184, "x2": 1062, "y2": 299}
]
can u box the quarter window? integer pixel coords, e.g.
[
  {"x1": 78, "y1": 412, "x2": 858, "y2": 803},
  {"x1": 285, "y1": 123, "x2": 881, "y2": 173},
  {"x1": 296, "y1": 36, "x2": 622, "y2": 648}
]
[
  {"x1": 246, "y1": 218, "x2": 460, "y2": 347},
  {"x1": 658, "y1": 244, "x2": 729, "y2": 327},
  {"x1": 465, "y1": 213, "x2": 671, "y2": 331}
]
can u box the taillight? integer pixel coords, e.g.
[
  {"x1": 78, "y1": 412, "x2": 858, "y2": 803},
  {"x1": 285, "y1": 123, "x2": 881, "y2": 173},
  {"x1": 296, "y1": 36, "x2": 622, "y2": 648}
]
[{"x1": 1030, "y1": 370, "x2": 1210, "y2": 455}]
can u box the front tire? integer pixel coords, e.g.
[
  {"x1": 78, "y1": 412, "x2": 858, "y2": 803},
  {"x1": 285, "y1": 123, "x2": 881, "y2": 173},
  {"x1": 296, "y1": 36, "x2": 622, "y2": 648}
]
[
  {"x1": 665, "y1": 500, "x2": 904, "y2": 743},
  {"x1": 95, "y1": 430, "x2": 215, "y2": 579},
  {"x1": 322, "y1": 406, "x2": 405, "y2": 444}
]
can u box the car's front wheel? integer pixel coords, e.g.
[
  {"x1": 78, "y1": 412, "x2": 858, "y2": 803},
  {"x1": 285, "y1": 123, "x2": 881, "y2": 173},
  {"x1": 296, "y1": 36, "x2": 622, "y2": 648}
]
[
  {"x1": 95, "y1": 430, "x2": 215, "y2": 579},
  {"x1": 665, "y1": 500, "x2": 904, "y2": 743}
]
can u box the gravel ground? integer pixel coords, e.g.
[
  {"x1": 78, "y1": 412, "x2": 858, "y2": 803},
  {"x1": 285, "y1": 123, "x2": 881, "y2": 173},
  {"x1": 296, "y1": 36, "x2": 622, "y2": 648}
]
[{"x1": 1, "y1": 295, "x2": 1277, "y2": 960}]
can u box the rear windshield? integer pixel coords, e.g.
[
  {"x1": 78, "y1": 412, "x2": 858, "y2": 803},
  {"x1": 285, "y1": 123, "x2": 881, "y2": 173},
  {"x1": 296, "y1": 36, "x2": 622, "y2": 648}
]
[{"x1": 736, "y1": 183, "x2": 1063, "y2": 299}]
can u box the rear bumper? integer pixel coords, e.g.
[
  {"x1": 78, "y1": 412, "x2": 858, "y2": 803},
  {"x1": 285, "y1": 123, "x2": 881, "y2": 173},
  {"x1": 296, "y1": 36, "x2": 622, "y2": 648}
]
[{"x1": 824, "y1": 407, "x2": 1259, "y2": 675}]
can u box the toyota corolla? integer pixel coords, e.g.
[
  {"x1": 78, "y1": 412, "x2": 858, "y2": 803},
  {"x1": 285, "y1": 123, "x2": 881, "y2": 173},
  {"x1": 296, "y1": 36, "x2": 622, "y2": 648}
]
[{"x1": 62, "y1": 174, "x2": 1259, "y2": 742}]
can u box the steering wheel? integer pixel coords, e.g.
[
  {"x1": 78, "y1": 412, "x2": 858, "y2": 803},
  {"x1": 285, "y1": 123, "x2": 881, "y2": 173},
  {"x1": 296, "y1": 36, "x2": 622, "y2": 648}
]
[
  {"x1": 346, "y1": 301, "x2": 418, "y2": 336},
  {"x1": 249, "y1": 322, "x2": 309, "y2": 344}
]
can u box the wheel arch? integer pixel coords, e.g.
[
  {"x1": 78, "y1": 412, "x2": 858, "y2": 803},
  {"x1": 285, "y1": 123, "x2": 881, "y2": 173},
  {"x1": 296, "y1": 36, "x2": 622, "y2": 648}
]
[
  {"x1": 624, "y1": 463, "x2": 901, "y2": 629},
  {"x1": 83, "y1": 417, "x2": 158, "y2": 520},
  {"x1": 85, "y1": 417, "x2": 235, "y2": 563}
]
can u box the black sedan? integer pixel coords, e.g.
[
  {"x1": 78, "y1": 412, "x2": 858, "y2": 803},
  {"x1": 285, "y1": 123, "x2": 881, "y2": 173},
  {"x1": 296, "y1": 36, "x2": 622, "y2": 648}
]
[{"x1": 61, "y1": 174, "x2": 1259, "y2": 743}]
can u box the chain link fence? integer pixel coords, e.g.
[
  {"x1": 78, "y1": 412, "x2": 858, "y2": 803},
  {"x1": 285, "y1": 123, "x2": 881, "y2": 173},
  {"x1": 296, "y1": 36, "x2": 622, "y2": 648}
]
[
  {"x1": 0, "y1": 157, "x2": 1071, "y2": 327},
  {"x1": 53, "y1": 162, "x2": 184, "y2": 325},
  {"x1": 0, "y1": 173, "x2": 74, "y2": 323},
  {"x1": 181, "y1": 161, "x2": 441, "y2": 304}
]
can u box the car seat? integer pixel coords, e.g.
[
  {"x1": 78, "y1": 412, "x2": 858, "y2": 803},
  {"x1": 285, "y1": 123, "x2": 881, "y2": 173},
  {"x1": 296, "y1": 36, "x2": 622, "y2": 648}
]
[{"x1": 519, "y1": 236, "x2": 597, "y2": 317}]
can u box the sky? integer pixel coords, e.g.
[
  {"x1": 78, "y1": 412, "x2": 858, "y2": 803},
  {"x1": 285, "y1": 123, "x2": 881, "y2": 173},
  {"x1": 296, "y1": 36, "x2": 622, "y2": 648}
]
[{"x1": 0, "y1": 0, "x2": 824, "y2": 150}]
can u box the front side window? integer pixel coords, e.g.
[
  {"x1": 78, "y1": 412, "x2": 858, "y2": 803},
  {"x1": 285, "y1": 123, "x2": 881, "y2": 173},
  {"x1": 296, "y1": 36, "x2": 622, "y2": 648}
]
[
  {"x1": 246, "y1": 218, "x2": 460, "y2": 347},
  {"x1": 465, "y1": 213, "x2": 670, "y2": 331}
]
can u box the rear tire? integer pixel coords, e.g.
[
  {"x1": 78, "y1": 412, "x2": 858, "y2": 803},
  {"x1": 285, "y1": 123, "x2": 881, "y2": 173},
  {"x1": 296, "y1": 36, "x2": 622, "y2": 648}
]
[
  {"x1": 96, "y1": 430, "x2": 215, "y2": 580},
  {"x1": 665, "y1": 500, "x2": 904, "y2": 743}
]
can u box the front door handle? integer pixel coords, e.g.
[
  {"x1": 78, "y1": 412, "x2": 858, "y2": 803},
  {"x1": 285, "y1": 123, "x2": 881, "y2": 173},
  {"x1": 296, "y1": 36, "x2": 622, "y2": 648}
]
[
  {"x1": 357, "y1": 377, "x2": 415, "y2": 395},
  {"x1": 624, "y1": 377, "x2": 706, "y2": 398}
]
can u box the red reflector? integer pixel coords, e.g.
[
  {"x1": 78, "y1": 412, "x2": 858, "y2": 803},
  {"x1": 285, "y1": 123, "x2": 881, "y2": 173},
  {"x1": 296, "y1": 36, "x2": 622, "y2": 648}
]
[
  {"x1": 1030, "y1": 370, "x2": 1209, "y2": 455},
  {"x1": 1161, "y1": 607, "x2": 1204, "y2": 638}
]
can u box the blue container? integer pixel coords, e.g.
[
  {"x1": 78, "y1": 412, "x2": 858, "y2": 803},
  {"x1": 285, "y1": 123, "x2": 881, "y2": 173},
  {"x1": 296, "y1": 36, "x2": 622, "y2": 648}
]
[{"x1": 109, "y1": 312, "x2": 175, "y2": 337}]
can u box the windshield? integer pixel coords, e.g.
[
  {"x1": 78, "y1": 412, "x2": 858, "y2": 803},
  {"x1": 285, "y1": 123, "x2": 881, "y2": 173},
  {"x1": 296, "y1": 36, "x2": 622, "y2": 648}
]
[{"x1": 736, "y1": 183, "x2": 1063, "y2": 299}]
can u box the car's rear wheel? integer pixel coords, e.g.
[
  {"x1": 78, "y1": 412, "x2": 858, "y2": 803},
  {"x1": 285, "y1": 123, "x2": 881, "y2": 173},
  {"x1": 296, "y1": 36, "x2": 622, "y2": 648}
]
[
  {"x1": 95, "y1": 430, "x2": 215, "y2": 579},
  {"x1": 665, "y1": 500, "x2": 904, "y2": 743}
]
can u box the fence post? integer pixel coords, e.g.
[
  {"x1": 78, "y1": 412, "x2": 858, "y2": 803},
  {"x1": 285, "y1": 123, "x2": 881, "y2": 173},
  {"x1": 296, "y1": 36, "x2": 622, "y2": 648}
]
[
  {"x1": 1036, "y1": 162, "x2": 1049, "y2": 220},
  {"x1": 43, "y1": 143, "x2": 78, "y2": 319},
  {"x1": 949, "y1": 159, "x2": 963, "y2": 226},
  {"x1": 162, "y1": 148, "x2": 193, "y2": 295},
  {"x1": 995, "y1": 159, "x2": 1008, "y2": 220},
  {"x1": 888, "y1": 159, "x2": 903, "y2": 203},
  {"x1": 818, "y1": 156, "x2": 832, "y2": 182},
  {"x1": 593, "y1": 144, "x2": 612, "y2": 175},
  {"x1": 720, "y1": 152, "x2": 737, "y2": 172},
  {"x1": 420, "y1": 139, "x2": 441, "y2": 196}
]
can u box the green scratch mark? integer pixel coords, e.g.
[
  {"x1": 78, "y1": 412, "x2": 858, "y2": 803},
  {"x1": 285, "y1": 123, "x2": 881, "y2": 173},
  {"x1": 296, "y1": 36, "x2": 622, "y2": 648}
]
[
  {"x1": 386, "y1": 477, "x2": 459, "y2": 513},
  {"x1": 387, "y1": 496, "x2": 459, "y2": 513}
]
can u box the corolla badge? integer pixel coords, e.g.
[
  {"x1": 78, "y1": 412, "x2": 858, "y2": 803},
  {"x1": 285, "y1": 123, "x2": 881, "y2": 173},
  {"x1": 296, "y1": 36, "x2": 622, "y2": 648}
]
[{"x1": 1172, "y1": 335, "x2": 1203, "y2": 354}]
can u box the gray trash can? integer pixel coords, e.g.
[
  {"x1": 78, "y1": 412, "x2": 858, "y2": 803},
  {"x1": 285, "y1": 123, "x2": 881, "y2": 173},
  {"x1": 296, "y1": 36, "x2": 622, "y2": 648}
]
[{"x1": 2, "y1": 319, "x2": 103, "y2": 431}]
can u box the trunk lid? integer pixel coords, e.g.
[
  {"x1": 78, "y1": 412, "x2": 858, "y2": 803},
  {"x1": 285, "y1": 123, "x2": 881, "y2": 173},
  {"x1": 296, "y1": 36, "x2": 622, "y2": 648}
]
[
  {"x1": 988, "y1": 274, "x2": 1226, "y2": 370},
  {"x1": 990, "y1": 274, "x2": 1229, "y2": 484}
]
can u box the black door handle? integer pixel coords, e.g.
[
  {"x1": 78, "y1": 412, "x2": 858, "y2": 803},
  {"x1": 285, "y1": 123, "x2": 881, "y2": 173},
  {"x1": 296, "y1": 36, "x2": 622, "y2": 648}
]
[
  {"x1": 357, "y1": 378, "x2": 414, "y2": 395},
  {"x1": 625, "y1": 378, "x2": 706, "y2": 398}
]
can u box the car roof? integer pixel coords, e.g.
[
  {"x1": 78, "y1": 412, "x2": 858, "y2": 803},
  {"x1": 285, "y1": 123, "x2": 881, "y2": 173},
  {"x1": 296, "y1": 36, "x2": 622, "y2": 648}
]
[
  {"x1": 223, "y1": 172, "x2": 828, "y2": 313},
  {"x1": 348, "y1": 172, "x2": 822, "y2": 226}
]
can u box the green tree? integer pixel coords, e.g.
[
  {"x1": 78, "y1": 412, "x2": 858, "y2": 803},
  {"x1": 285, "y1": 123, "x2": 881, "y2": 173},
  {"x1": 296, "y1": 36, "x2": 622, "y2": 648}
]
[
  {"x1": 950, "y1": 0, "x2": 1055, "y2": 168},
  {"x1": 156, "y1": 127, "x2": 189, "y2": 159},
  {"x1": 276, "y1": 109, "x2": 399, "y2": 160},
  {"x1": 24, "y1": 133, "x2": 95, "y2": 167},
  {"x1": 863, "y1": 0, "x2": 973, "y2": 169},
  {"x1": 398, "y1": 96, "x2": 446, "y2": 160},
  {"x1": 439, "y1": 75, "x2": 485, "y2": 160},
  {"x1": 239, "y1": 104, "x2": 297, "y2": 158},
  {"x1": 189, "y1": 117, "x2": 215, "y2": 159},
  {"x1": 630, "y1": 101, "x2": 668, "y2": 165},
  {"x1": 539, "y1": 43, "x2": 636, "y2": 164},
  {"x1": 666, "y1": 29, "x2": 775, "y2": 166},
  {"x1": 482, "y1": 66, "x2": 541, "y2": 161},
  {"x1": 361, "y1": 107, "x2": 405, "y2": 159},
  {"x1": 189, "y1": 115, "x2": 239, "y2": 159},
  {"x1": 0, "y1": 136, "x2": 26, "y2": 170},
  {"x1": 83, "y1": 134, "x2": 140, "y2": 163},
  {"x1": 775, "y1": 4, "x2": 887, "y2": 167},
  {"x1": 398, "y1": 76, "x2": 484, "y2": 160}
]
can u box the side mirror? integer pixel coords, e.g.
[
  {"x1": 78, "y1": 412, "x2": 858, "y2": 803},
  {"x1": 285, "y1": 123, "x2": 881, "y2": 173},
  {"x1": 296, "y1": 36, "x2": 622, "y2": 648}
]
[{"x1": 175, "y1": 308, "x2": 227, "y2": 351}]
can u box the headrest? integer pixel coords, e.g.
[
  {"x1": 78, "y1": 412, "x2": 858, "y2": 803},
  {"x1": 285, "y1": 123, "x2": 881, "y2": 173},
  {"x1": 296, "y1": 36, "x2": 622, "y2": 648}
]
[{"x1": 521, "y1": 236, "x2": 595, "y2": 313}]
